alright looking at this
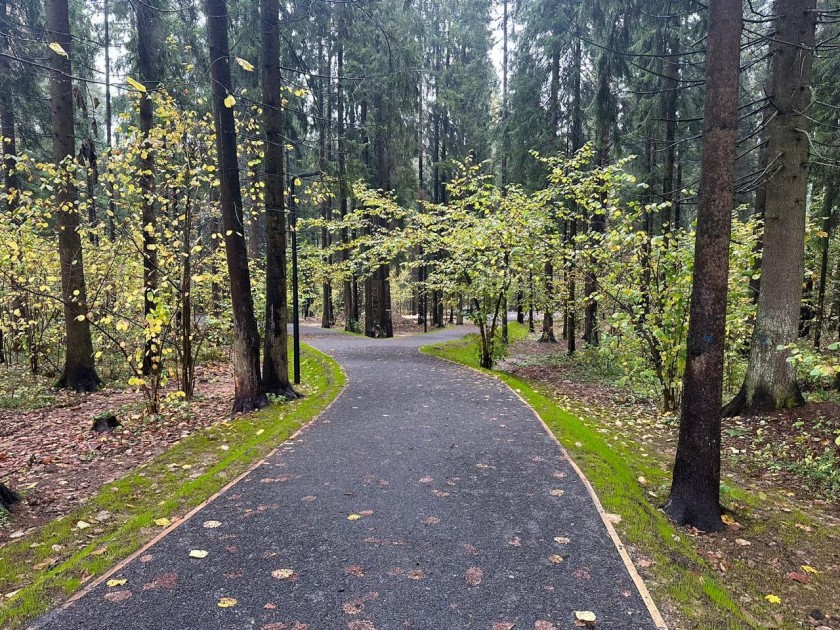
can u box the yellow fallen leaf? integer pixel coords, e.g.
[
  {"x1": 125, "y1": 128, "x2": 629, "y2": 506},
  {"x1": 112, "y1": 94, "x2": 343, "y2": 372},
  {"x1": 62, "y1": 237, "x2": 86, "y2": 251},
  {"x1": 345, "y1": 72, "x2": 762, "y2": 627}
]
[
  {"x1": 188, "y1": 549, "x2": 208, "y2": 559},
  {"x1": 106, "y1": 579, "x2": 127, "y2": 587},
  {"x1": 256, "y1": 429, "x2": 265, "y2": 436},
  {"x1": 235, "y1": 57, "x2": 254, "y2": 72},
  {"x1": 126, "y1": 77, "x2": 147, "y2": 93},
  {"x1": 153, "y1": 517, "x2": 171, "y2": 527},
  {"x1": 224, "y1": 94, "x2": 236, "y2": 108},
  {"x1": 765, "y1": 594, "x2": 781, "y2": 604},
  {"x1": 801, "y1": 565, "x2": 819, "y2": 574},
  {"x1": 271, "y1": 569, "x2": 294, "y2": 579},
  {"x1": 347, "y1": 514, "x2": 361, "y2": 521},
  {"x1": 574, "y1": 610, "x2": 597, "y2": 623},
  {"x1": 549, "y1": 554, "x2": 564, "y2": 564},
  {"x1": 203, "y1": 520, "x2": 222, "y2": 529},
  {"x1": 48, "y1": 42, "x2": 68, "y2": 57},
  {"x1": 217, "y1": 597, "x2": 237, "y2": 608}
]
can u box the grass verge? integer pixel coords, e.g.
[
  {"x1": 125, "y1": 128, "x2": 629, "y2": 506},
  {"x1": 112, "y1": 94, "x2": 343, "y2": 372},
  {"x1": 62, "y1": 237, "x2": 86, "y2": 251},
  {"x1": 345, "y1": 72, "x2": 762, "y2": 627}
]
[
  {"x1": 422, "y1": 324, "x2": 759, "y2": 630},
  {"x1": 0, "y1": 343, "x2": 344, "y2": 629}
]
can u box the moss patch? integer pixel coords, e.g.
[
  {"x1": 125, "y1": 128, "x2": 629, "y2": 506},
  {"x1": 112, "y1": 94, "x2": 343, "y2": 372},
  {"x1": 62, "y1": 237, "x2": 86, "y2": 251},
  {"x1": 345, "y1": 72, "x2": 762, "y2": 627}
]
[{"x1": 0, "y1": 343, "x2": 344, "y2": 629}]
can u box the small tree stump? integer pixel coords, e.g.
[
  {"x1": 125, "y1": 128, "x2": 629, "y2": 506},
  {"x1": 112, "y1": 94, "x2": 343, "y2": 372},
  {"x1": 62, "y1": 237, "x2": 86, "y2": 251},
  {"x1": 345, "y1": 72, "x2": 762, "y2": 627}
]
[
  {"x1": 0, "y1": 483, "x2": 20, "y2": 512},
  {"x1": 92, "y1": 412, "x2": 121, "y2": 433}
]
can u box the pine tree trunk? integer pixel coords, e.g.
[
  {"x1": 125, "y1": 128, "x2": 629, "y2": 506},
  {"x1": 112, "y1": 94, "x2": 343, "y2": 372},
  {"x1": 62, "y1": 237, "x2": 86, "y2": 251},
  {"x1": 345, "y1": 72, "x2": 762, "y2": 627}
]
[
  {"x1": 665, "y1": 0, "x2": 742, "y2": 533},
  {"x1": 261, "y1": 0, "x2": 296, "y2": 399},
  {"x1": 47, "y1": 0, "x2": 101, "y2": 392},
  {"x1": 723, "y1": 0, "x2": 816, "y2": 416},
  {"x1": 205, "y1": 0, "x2": 267, "y2": 413},
  {"x1": 136, "y1": 0, "x2": 160, "y2": 377}
]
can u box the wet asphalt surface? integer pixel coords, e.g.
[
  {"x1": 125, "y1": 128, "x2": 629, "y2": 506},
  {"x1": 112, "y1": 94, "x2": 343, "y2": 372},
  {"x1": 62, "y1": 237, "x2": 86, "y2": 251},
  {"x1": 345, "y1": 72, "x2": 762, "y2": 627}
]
[{"x1": 34, "y1": 326, "x2": 658, "y2": 630}]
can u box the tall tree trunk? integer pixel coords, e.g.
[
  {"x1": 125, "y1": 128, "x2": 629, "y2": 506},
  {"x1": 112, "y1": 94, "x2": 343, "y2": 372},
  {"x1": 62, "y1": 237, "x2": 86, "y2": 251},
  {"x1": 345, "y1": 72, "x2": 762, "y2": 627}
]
[
  {"x1": 665, "y1": 0, "x2": 742, "y2": 533},
  {"x1": 318, "y1": 38, "x2": 333, "y2": 329},
  {"x1": 813, "y1": 185, "x2": 834, "y2": 349},
  {"x1": 337, "y1": 12, "x2": 353, "y2": 332},
  {"x1": 661, "y1": 27, "x2": 679, "y2": 233},
  {"x1": 136, "y1": 0, "x2": 160, "y2": 377},
  {"x1": 261, "y1": 0, "x2": 296, "y2": 398},
  {"x1": 48, "y1": 0, "x2": 101, "y2": 392},
  {"x1": 723, "y1": 0, "x2": 816, "y2": 416},
  {"x1": 205, "y1": 0, "x2": 267, "y2": 413},
  {"x1": 103, "y1": 0, "x2": 116, "y2": 241},
  {"x1": 567, "y1": 35, "x2": 583, "y2": 355}
]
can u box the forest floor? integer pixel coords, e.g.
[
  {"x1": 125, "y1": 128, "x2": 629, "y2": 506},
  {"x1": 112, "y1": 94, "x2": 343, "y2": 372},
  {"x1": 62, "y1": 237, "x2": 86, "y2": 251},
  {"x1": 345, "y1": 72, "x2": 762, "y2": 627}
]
[
  {"x1": 493, "y1": 332, "x2": 840, "y2": 630},
  {"x1": 0, "y1": 362, "x2": 236, "y2": 540}
]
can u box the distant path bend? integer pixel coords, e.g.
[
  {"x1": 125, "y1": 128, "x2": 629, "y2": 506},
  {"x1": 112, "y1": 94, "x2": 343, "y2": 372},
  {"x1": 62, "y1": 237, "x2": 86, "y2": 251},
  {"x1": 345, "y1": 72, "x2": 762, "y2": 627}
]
[{"x1": 37, "y1": 325, "x2": 663, "y2": 629}]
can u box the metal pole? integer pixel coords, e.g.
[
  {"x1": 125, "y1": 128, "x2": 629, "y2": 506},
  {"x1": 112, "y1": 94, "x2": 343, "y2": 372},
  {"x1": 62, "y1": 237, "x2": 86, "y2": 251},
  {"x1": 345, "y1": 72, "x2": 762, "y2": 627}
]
[{"x1": 289, "y1": 178, "x2": 301, "y2": 385}]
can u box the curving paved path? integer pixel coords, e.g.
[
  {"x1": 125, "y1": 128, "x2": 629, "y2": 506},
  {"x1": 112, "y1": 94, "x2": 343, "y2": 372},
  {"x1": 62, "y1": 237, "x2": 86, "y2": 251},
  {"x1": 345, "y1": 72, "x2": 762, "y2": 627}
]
[{"x1": 36, "y1": 326, "x2": 661, "y2": 629}]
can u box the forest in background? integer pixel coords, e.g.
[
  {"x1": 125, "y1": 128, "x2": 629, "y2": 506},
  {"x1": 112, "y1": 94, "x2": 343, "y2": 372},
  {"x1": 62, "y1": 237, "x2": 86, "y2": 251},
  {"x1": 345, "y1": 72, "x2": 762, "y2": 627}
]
[{"x1": 0, "y1": 0, "x2": 838, "y2": 549}]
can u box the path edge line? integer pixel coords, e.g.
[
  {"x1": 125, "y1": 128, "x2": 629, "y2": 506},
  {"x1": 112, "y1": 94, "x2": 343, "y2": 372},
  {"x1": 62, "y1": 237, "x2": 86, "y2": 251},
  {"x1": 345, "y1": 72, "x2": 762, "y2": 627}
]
[
  {"x1": 37, "y1": 357, "x2": 349, "y2": 624},
  {"x1": 427, "y1": 349, "x2": 669, "y2": 630}
]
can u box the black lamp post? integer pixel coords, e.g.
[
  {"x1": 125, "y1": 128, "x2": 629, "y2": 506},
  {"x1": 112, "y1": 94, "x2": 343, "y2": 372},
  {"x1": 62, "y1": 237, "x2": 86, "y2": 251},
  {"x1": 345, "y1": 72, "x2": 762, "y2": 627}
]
[{"x1": 287, "y1": 169, "x2": 320, "y2": 385}]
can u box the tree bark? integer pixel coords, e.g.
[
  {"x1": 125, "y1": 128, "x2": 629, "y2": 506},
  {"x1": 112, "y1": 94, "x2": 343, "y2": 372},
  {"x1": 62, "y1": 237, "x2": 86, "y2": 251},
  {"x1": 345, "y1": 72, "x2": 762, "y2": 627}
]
[
  {"x1": 205, "y1": 0, "x2": 267, "y2": 412},
  {"x1": 665, "y1": 0, "x2": 742, "y2": 532},
  {"x1": 48, "y1": 0, "x2": 101, "y2": 392},
  {"x1": 814, "y1": 186, "x2": 835, "y2": 350},
  {"x1": 136, "y1": 0, "x2": 160, "y2": 377},
  {"x1": 723, "y1": 0, "x2": 816, "y2": 416},
  {"x1": 261, "y1": 0, "x2": 296, "y2": 399}
]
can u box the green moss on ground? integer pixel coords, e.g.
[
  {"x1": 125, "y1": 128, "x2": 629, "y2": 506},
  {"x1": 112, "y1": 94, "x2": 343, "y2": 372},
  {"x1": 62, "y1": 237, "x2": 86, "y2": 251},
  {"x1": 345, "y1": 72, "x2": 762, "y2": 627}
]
[{"x1": 0, "y1": 344, "x2": 344, "y2": 630}]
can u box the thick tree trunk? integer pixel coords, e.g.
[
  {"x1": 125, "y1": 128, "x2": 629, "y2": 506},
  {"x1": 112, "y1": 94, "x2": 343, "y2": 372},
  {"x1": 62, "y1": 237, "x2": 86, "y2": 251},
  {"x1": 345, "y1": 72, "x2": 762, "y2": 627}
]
[
  {"x1": 261, "y1": 0, "x2": 296, "y2": 399},
  {"x1": 205, "y1": 0, "x2": 267, "y2": 413},
  {"x1": 136, "y1": 0, "x2": 160, "y2": 377},
  {"x1": 47, "y1": 0, "x2": 101, "y2": 392},
  {"x1": 665, "y1": 0, "x2": 742, "y2": 533},
  {"x1": 723, "y1": 0, "x2": 816, "y2": 416}
]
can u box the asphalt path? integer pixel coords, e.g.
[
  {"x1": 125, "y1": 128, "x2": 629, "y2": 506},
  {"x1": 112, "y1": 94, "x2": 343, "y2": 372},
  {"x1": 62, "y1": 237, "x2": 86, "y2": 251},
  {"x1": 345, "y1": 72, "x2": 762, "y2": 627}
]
[{"x1": 35, "y1": 326, "x2": 661, "y2": 629}]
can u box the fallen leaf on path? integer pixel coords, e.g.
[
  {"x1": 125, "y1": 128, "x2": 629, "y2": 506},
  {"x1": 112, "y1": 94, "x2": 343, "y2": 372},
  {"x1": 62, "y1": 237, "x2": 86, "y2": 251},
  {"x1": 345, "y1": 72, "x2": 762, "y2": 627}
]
[
  {"x1": 492, "y1": 623, "x2": 514, "y2": 630},
  {"x1": 106, "y1": 579, "x2": 127, "y2": 587},
  {"x1": 103, "y1": 590, "x2": 132, "y2": 602},
  {"x1": 407, "y1": 569, "x2": 427, "y2": 580},
  {"x1": 535, "y1": 621, "x2": 557, "y2": 630},
  {"x1": 419, "y1": 476, "x2": 433, "y2": 483},
  {"x1": 272, "y1": 568, "x2": 295, "y2": 580},
  {"x1": 347, "y1": 514, "x2": 361, "y2": 521},
  {"x1": 203, "y1": 520, "x2": 222, "y2": 529},
  {"x1": 549, "y1": 554, "x2": 564, "y2": 564},
  {"x1": 553, "y1": 536, "x2": 570, "y2": 545},
  {"x1": 217, "y1": 597, "x2": 237, "y2": 607},
  {"x1": 549, "y1": 489, "x2": 564, "y2": 497},
  {"x1": 348, "y1": 621, "x2": 376, "y2": 630},
  {"x1": 345, "y1": 565, "x2": 366, "y2": 577},
  {"x1": 188, "y1": 550, "x2": 208, "y2": 559},
  {"x1": 425, "y1": 516, "x2": 440, "y2": 525},
  {"x1": 574, "y1": 611, "x2": 597, "y2": 623},
  {"x1": 465, "y1": 567, "x2": 483, "y2": 586}
]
